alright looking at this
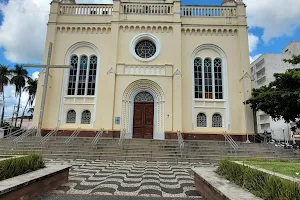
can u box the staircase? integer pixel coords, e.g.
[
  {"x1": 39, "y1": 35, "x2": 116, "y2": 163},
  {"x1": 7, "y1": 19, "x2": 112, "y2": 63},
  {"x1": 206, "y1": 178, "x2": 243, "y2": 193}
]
[{"x1": 0, "y1": 136, "x2": 299, "y2": 164}]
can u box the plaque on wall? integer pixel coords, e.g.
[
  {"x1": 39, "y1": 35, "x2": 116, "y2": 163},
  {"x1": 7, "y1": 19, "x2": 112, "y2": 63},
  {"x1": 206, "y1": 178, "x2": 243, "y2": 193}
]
[{"x1": 115, "y1": 117, "x2": 120, "y2": 125}]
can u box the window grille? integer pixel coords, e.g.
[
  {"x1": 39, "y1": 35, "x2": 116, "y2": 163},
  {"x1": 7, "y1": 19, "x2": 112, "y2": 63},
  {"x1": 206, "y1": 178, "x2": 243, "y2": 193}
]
[
  {"x1": 81, "y1": 110, "x2": 91, "y2": 124},
  {"x1": 87, "y1": 56, "x2": 97, "y2": 95},
  {"x1": 194, "y1": 58, "x2": 203, "y2": 98},
  {"x1": 204, "y1": 58, "x2": 213, "y2": 99},
  {"x1": 77, "y1": 55, "x2": 88, "y2": 95},
  {"x1": 197, "y1": 113, "x2": 207, "y2": 127},
  {"x1": 68, "y1": 55, "x2": 78, "y2": 95},
  {"x1": 66, "y1": 110, "x2": 76, "y2": 123},
  {"x1": 135, "y1": 40, "x2": 156, "y2": 59},
  {"x1": 134, "y1": 91, "x2": 154, "y2": 102},
  {"x1": 214, "y1": 58, "x2": 223, "y2": 99},
  {"x1": 212, "y1": 113, "x2": 222, "y2": 127}
]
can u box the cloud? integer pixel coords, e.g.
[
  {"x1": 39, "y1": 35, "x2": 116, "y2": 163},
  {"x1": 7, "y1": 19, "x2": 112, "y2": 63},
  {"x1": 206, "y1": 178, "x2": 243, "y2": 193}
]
[
  {"x1": 250, "y1": 54, "x2": 262, "y2": 63},
  {"x1": 31, "y1": 71, "x2": 40, "y2": 79},
  {"x1": 248, "y1": 33, "x2": 259, "y2": 53},
  {"x1": 244, "y1": 0, "x2": 300, "y2": 42},
  {"x1": 0, "y1": 0, "x2": 112, "y2": 63}
]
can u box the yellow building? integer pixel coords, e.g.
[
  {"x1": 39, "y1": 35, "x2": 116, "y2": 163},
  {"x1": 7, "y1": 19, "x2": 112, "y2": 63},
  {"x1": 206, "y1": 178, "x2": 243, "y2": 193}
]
[{"x1": 33, "y1": 0, "x2": 254, "y2": 140}]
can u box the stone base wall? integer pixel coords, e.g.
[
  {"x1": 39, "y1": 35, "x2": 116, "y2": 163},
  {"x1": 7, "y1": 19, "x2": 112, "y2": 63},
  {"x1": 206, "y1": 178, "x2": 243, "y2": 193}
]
[
  {"x1": 0, "y1": 168, "x2": 69, "y2": 200},
  {"x1": 42, "y1": 129, "x2": 254, "y2": 142}
]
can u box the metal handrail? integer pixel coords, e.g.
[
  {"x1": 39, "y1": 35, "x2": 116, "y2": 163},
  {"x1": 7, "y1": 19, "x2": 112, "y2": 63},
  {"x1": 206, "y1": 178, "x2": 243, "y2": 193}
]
[
  {"x1": 4, "y1": 128, "x2": 27, "y2": 139},
  {"x1": 13, "y1": 127, "x2": 37, "y2": 144},
  {"x1": 223, "y1": 132, "x2": 239, "y2": 150},
  {"x1": 0, "y1": 125, "x2": 12, "y2": 130},
  {"x1": 92, "y1": 128, "x2": 104, "y2": 146},
  {"x1": 118, "y1": 129, "x2": 126, "y2": 146},
  {"x1": 177, "y1": 130, "x2": 185, "y2": 157},
  {"x1": 64, "y1": 127, "x2": 81, "y2": 145},
  {"x1": 39, "y1": 126, "x2": 60, "y2": 145}
]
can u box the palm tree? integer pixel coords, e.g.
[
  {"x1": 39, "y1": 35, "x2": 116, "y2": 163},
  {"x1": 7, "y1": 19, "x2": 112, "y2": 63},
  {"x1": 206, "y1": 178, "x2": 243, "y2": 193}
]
[
  {"x1": 20, "y1": 78, "x2": 37, "y2": 127},
  {"x1": 28, "y1": 107, "x2": 34, "y2": 115},
  {"x1": 10, "y1": 65, "x2": 28, "y2": 127},
  {"x1": 0, "y1": 65, "x2": 11, "y2": 127}
]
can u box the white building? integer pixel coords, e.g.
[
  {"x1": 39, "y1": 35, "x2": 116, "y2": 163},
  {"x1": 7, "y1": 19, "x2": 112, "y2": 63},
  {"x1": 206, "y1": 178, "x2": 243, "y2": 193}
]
[{"x1": 251, "y1": 41, "x2": 300, "y2": 141}]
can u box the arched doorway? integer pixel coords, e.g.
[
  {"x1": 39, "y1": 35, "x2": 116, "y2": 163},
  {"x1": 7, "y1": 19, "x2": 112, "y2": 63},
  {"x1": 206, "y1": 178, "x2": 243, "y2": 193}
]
[{"x1": 133, "y1": 91, "x2": 154, "y2": 139}]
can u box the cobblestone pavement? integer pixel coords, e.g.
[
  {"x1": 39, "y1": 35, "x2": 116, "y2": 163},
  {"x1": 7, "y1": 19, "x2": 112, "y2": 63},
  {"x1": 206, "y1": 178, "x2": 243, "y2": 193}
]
[{"x1": 45, "y1": 159, "x2": 210, "y2": 198}]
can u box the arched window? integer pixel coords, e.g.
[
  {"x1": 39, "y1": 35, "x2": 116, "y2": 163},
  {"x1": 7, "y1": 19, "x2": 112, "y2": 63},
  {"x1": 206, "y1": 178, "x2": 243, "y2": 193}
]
[
  {"x1": 77, "y1": 55, "x2": 88, "y2": 95},
  {"x1": 204, "y1": 58, "x2": 213, "y2": 99},
  {"x1": 87, "y1": 56, "x2": 97, "y2": 95},
  {"x1": 81, "y1": 110, "x2": 91, "y2": 124},
  {"x1": 194, "y1": 57, "x2": 223, "y2": 100},
  {"x1": 197, "y1": 113, "x2": 207, "y2": 127},
  {"x1": 194, "y1": 58, "x2": 203, "y2": 98},
  {"x1": 214, "y1": 58, "x2": 223, "y2": 99},
  {"x1": 212, "y1": 113, "x2": 222, "y2": 127},
  {"x1": 68, "y1": 55, "x2": 78, "y2": 95},
  {"x1": 66, "y1": 110, "x2": 76, "y2": 124}
]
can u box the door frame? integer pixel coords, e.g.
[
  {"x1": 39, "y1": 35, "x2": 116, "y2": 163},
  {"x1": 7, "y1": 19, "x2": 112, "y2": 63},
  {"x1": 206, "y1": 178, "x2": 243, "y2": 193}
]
[{"x1": 128, "y1": 89, "x2": 160, "y2": 139}]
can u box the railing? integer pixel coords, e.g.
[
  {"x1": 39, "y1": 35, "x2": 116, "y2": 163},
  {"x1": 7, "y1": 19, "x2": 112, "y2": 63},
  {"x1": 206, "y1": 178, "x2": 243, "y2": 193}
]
[
  {"x1": 180, "y1": 6, "x2": 236, "y2": 17},
  {"x1": 223, "y1": 132, "x2": 239, "y2": 150},
  {"x1": 64, "y1": 127, "x2": 81, "y2": 145},
  {"x1": 177, "y1": 130, "x2": 185, "y2": 157},
  {"x1": 122, "y1": 3, "x2": 173, "y2": 14},
  {"x1": 13, "y1": 127, "x2": 37, "y2": 144},
  {"x1": 118, "y1": 129, "x2": 127, "y2": 147},
  {"x1": 39, "y1": 126, "x2": 60, "y2": 145},
  {"x1": 60, "y1": 4, "x2": 113, "y2": 15},
  {"x1": 92, "y1": 128, "x2": 104, "y2": 146},
  {"x1": 4, "y1": 128, "x2": 27, "y2": 139}
]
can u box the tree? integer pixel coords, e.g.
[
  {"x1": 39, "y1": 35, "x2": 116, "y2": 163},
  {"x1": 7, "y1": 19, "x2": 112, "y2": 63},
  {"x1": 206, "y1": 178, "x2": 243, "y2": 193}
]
[
  {"x1": 0, "y1": 65, "x2": 11, "y2": 127},
  {"x1": 10, "y1": 65, "x2": 28, "y2": 127},
  {"x1": 20, "y1": 78, "x2": 37, "y2": 127},
  {"x1": 246, "y1": 67, "x2": 300, "y2": 123},
  {"x1": 28, "y1": 107, "x2": 34, "y2": 115},
  {"x1": 283, "y1": 55, "x2": 300, "y2": 65}
]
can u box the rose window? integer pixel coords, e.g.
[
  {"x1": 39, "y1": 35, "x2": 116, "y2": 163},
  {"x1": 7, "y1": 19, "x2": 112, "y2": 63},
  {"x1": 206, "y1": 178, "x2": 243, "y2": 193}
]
[{"x1": 135, "y1": 40, "x2": 156, "y2": 59}]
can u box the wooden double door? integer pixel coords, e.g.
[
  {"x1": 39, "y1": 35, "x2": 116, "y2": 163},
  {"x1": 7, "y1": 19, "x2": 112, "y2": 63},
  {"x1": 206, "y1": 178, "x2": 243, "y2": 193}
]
[{"x1": 133, "y1": 102, "x2": 154, "y2": 139}]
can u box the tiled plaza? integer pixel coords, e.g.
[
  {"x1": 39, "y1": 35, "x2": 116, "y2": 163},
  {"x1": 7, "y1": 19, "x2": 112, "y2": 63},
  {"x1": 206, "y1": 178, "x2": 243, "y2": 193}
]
[{"x1": 45, "y1": 159, "x2": 208, "y2": 198}]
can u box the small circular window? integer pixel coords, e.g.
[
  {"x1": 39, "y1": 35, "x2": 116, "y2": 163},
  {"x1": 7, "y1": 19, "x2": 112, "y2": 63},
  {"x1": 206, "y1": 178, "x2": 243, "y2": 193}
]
[
  {"x1": 135, "y1": 40, "x2": 156, "y2": 59},
  {"x1": 130, "y1": 33, "x2": 161, "y2": 62}
]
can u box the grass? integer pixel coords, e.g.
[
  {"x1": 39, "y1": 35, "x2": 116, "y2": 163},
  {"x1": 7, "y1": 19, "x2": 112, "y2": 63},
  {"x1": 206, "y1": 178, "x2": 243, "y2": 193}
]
[
  {"x1": 243, "y1": 160, "x2": 300, "y2": 179},
  {"x1": 0, "y1": 154, "x2": 45, "y2": 181},
  {"x1": 217, "y1": 159, "x2": 300, "y2": 200}
]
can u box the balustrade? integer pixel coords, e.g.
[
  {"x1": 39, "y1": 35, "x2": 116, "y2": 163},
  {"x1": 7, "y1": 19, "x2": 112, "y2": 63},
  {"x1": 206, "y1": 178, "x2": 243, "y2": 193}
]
[
  {"x1": 60, "y1": 5, "x2": 113, "y2": 15},
  {"x1": 122, "y1": 3, "x2": 173, "y2": 14},
  {"x1": 180, "y1": 6, "x2": 236, "y2": 17}
]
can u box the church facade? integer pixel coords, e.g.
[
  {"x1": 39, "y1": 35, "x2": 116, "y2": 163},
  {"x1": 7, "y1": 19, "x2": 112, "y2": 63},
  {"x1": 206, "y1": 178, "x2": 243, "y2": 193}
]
[{"x1": 33, "y1": 0, "x2": 254, "y2": 140}]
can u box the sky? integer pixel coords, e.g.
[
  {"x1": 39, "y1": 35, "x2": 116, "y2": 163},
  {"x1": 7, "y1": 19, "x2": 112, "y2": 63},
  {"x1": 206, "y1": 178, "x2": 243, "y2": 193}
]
[{"x1": 0, "y1": 0, "x2": 300, "y2": 118}]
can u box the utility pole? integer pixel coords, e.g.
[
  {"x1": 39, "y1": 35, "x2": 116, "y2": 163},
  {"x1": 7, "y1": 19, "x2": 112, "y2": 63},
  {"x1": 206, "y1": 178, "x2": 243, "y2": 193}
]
[{"x1": 24, "y1": 42, "x2": 72, "y2": 136}]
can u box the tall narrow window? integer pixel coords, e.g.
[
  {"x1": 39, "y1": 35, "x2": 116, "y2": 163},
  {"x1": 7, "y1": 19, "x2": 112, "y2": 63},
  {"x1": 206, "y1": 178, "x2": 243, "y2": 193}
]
[
  {"x1": 81, "y1": 110, "x2": 91, "y2": 124},
  {"x1": 214, "y1": 58, "x2": 223, "y2": 99},
  {"x1": 212, "y1": 113, "x2": 222, "y2": 127},
  {"x1": 197, "y1": 113, "x2": 207, "y2": 127},
  {"x1": 87, "y1": 56, "x2": 97, "y2": 95},
  {"x1": 194, "y1": 58, "x2": 203, "y2": 98},
  {"x1": 68, "y1": 55, "x2": 78, "y2": 95},
  {"x1": 204, "y1": 58, "x2": 213, "y2": 99},
  {"x1": 66, "y1": 110, "x2": 76, "y2": 124},
  {"x1": 77, "y1": 55, "x2": 88, "y2": 95}
]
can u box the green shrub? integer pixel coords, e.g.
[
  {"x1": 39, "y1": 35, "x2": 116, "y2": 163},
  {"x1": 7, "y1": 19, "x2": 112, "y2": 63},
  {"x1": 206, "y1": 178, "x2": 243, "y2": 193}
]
[
  {"x1": 216, "y1": 160, "x2": 300, "y2": 200},
  {"x1": 0, "y1": 154, "x2": 45, "y2": 181}
]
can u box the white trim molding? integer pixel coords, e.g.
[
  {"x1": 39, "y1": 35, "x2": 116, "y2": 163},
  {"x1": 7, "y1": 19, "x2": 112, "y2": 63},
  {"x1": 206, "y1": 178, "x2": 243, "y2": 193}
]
[
  {"x1": 129, "y1": 33, "x2": 161, "y2": 62},
  {"x1": 121, "y1": 79, "x2": 165, "y2": 140},
  {"x1": 191, "y1": 44, "x2": 230, "y2": 131}
]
